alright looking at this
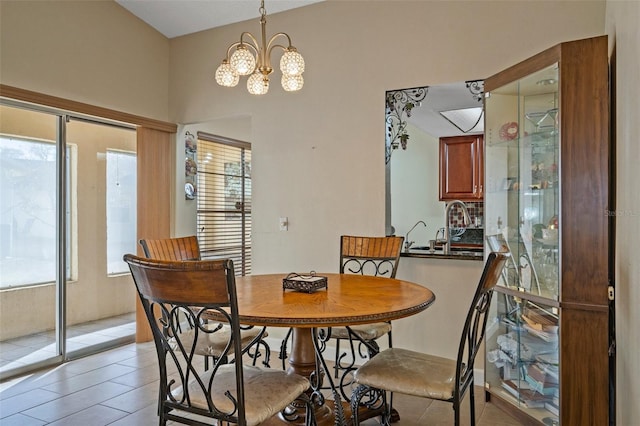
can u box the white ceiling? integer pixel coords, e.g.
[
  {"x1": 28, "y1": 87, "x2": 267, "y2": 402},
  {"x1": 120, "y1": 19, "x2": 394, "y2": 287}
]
[
  {"x1": 406, "y1": 81, "x2": 484, "y2": 138},
  {"x1": 115, "y1": 0, "x2": 324, "y2": 39}
]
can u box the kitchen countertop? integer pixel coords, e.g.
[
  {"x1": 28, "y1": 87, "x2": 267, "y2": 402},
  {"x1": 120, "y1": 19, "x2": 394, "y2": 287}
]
[
  {"x1": 401, "y1": 249, "x2": 484, "y2": 261},
  {"x1": 400, "y1": 228, "x2": 485, "y2": 261}
]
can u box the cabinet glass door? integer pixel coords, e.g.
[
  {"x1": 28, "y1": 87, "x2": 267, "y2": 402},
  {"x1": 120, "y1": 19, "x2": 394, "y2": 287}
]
[
  {"x1": 484, "y1": 63, "x2": 562, "y2": 423},
  {"x1": 484, "y1": 63, "x2": 560, "y2": 301}
]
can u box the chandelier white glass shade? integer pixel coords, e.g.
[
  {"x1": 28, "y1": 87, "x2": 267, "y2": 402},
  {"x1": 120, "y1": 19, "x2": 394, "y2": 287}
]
[{"x1": 215, "y1": 0, "x2": 305, "y2": 95}]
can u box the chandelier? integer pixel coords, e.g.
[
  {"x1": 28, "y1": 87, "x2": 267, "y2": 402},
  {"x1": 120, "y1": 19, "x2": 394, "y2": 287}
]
[{"x1": 214, "y1": 0, "x2": 306, "y2": 95}]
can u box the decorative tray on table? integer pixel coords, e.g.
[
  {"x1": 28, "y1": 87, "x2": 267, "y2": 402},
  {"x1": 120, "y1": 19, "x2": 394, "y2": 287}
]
[{"x1": 283, "y1": 272, "x2": 327, "y2": 293}]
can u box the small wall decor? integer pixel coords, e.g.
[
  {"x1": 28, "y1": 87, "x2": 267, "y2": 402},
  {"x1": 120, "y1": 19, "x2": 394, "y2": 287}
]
[{"x1": 184, "y1": 131, "x2": 197, "y2": 200}]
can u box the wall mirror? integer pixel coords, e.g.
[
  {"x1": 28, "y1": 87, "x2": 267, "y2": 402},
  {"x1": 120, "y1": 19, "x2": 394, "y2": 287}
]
[{"x1": 385, "y1": 81, "x2": 484, "y2": 248}]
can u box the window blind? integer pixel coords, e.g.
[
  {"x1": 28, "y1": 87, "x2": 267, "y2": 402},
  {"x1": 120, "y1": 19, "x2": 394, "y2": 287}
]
[{"x1": 196, "y1": 133, "x2": 251, "y2": 275}]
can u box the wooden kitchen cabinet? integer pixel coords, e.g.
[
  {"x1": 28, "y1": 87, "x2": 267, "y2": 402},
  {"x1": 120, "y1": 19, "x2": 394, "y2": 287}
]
[{"x1": 439, "y1": 134, "x2": 483, "y2": 201}]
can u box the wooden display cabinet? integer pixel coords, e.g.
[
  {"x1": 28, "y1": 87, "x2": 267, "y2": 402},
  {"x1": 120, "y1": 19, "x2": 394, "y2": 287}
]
[{"x1": 483, "y1": 35, "x2": 610, "y2": 425}]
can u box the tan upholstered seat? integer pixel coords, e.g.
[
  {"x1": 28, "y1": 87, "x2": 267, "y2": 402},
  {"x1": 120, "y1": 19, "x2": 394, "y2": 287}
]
[
  {"x1": 350, "y1": 252, "x2": 510, "y2": 426},
  {"x1": 354, "y1": 348, "x2": 462, "y2": 400},
  {"x1": 124, "y1": 255, "x2": 315, "y2": 426},
  {"x1": 175, "y1": 365, "x2": 310, "y2": 426},
  {"x1": 328, "y1": 322, "x2": 392, "y2": 341}
]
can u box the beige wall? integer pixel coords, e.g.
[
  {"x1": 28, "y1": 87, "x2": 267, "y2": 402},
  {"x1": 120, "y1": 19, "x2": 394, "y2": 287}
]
[
  {"x1": 0, "y1": 0, "x2": 170, "y2": 121},
  {"x1": 606, "y1": 1, "x2": 640, "y2": 424}
]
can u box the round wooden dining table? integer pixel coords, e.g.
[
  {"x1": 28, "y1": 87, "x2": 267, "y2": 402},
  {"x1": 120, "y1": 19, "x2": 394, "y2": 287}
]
[{"x1": 231, "y1": 273, "x2": 436, "y2": 426}]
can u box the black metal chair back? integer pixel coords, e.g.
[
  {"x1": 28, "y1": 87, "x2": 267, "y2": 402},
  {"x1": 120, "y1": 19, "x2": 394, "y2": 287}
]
[{"x1": 339, "y1": 235, "x2": 404, "y2": 278}]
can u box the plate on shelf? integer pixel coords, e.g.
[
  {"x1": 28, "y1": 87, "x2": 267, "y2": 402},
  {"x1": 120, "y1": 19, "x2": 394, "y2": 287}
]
[
  {"x1": 185, "y1": 182, "x2": 196, "y2": 199},
  {"x1": 499, "y1": 122, "x2": 518, "y2": 140},
  {"x1": 185, "y1": 158, "x2": 197, "y2": 176}
]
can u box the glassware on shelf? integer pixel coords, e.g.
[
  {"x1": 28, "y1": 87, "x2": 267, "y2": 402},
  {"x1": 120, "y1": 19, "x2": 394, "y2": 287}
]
[{"x1": 525, "y1": 107, "x2": 558, "y2": 132}]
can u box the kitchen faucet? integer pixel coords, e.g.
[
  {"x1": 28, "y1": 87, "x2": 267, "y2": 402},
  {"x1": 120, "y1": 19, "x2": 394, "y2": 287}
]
[
  {"x1": 443, "y1": 200, "x2": 471, "y2": 254},
  {"x1": 405, "y1": 220, "x2": 427, "y2": 251}
]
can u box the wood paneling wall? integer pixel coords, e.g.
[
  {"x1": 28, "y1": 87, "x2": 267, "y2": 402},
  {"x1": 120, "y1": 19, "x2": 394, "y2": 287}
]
[{"x1": 135, "y1": 127, "x2": 174, "y2": 342}]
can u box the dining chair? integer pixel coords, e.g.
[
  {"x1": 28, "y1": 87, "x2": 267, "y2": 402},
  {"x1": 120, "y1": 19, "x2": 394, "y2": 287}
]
[
  {"x1": 331, "y1": 235, "x2": 404, "y2": 375},
  {"x1": 139, "y1": 236, "x2": 271, "y2": 368},
  {"x1": 124, "y1": 255, "x2": 314, "y2": 426},
  {"x1": 349, "y1": 251, "x2": 509, "y2": 426},
  {"x1": 279, "y1": 235, "x2": 404, "y2": 404}
]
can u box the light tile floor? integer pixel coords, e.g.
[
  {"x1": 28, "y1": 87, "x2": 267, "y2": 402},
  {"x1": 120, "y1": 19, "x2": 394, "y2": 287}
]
[
  {"x1": 0, "y1": 313, "x2": 136, "y2": 376},
  {"x1": 0, "y1": 338, "x2": 524, "y2": 425}
]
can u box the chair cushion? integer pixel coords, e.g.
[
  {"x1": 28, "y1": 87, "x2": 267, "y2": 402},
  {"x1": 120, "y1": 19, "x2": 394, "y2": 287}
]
[
  {"x1": 329, "y1": 322, "x2": 392, "y2": 340},
  {"x1": 354, "y1": 348, "x2": 462, "y2": 401},
  {"x1": 169, "y1": 323, "x2": 265, "y2": 357},
  {"x1": 174, "y1": 364, "x2": 309, "y2": 426}
]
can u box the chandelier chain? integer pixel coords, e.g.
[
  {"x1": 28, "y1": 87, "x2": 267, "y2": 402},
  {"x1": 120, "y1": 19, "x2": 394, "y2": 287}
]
[{"x1": 259, "y1": 0, "x2": 266, "y2": 19}]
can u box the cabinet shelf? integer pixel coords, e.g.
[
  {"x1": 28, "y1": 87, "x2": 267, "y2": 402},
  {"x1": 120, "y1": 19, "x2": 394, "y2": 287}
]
[{"x1": 493, "y1": 286, "x2": 560, "y2": 309}]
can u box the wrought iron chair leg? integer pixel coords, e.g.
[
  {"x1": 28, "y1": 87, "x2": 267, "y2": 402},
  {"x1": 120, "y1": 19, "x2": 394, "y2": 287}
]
[
  {"x1": 280, "y1": 327, "x2": 293, "y2": 370},
  {"x1": 454, "y1": 399, "x2": 461, "y2": 426},
  {"x1": 389, "y1": 397, "x2": 400, "y2": 423},
  {"x1": 334, "y1": 337, "x2": 341, "y2": 378},
  {"x1": 304, "y1": 394, "x2": 317, "y2": 426},
  {"x1": 351, "y1": 384, "x2": 390, "y2": 426},
  {"x1": 469, "y1": 382, "x2": 476, "y2": 426},
  {"x1": 384, "y1": 329, "x2": 400, "y2": 423}
]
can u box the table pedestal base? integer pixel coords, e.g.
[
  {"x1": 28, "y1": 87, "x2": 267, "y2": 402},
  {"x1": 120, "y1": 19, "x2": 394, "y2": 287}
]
[
  {"x1": 264, "y1": 400, "x2": 382, "y2": 426},
  {"x1": 264, "y1": 328, "x2": 384, "y2": 425}
]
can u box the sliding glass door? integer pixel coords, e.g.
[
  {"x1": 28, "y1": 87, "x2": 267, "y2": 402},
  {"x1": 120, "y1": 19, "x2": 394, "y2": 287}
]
[
  {"x1": 0, "y1": 105, "x2": 63, "y2": 376},
  {"x1": 64, "y1": 118, "x2": 137, "y2": 356},
  {"x1": 0, "y1": 102, "x2": 137, "y2": 380}
]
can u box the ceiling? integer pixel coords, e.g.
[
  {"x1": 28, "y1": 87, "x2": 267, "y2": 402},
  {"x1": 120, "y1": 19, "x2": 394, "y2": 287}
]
[
  {"x1": 405, "y1": 81, "x2": 484, "y2": 138},
  {"x1": 115, "y1": 0, "x2": 324, "y2": 39}
]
